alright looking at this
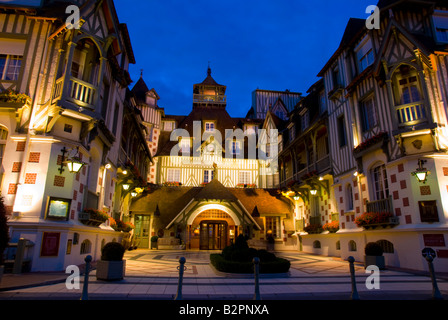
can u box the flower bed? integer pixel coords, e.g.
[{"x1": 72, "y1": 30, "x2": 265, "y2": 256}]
[
  {"x1": 0, "y1": 90, "x2": 30, "y2": 104},
  {"x1": 163, "y1": 181, "x2": 181, "y2": 187},
  {"x1": 353, "y1": 131, "x2": 388, "y2": 154},
  {"x1": 236, "y1": 183, "x2": 256, "y2": 188},
  {"x1": 322, "y1": 221, "x2": 339, "y2": 233}
]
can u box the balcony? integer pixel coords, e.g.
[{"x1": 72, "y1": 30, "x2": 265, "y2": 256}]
[
  {"x1": 395, "y1": 101, "x2": 426, "y2": 127},
  {"x1": 193, "y1": 94, "x2": 226, "y2": 105},
  {"x1": 52, "y1": 76, "x2": 97, "y2": 109},
  {"x1": 366, "y1": 196, "x2": 393, "y2": 213}
]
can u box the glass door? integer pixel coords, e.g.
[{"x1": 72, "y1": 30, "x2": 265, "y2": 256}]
[{"x1": 134, "y1": 215, "x2": 150, "y2": 248}]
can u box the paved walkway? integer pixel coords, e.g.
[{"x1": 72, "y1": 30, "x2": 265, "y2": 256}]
[{"x1": 0, "y1": 250, "x2": 447, "y2": 300}]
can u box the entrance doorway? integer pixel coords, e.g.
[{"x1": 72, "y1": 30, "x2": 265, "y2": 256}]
[
  {"x1": 134, "y1": 215, "x2": 150, "y2": 248},
  {"x1": 200, "y1": 221, "x2": 227, "y2": 250}
]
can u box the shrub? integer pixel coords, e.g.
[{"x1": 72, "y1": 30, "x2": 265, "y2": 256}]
[
  {"x1": 365, "y1": 242, "x2": 384, "y2": 256},
  {"x1": 101, "y1": 242, "x2": 125, "y2": 261},
  {"x1": 304, "y1": 224, "x2": 322, "y2": 234},
  {"x1": 0, "y1": 197, "x2": 9, "y2": 265},
  {"x1": 322, "y1": 221, "x2": 339, "y2": 232},
  {"x1": 355, "y1": 212, "x2": 392, "y2": 227}
]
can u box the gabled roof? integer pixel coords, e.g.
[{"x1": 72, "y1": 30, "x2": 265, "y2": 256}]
[
  {"x1": 194, "y1": 179, "x2": 238, "y2": 202},
  {"x1": 194, "y1": 67, "x2": 226, "y2": 88}
]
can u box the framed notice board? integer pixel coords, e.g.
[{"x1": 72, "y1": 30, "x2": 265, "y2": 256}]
[{"x1": 40, "y1": 232, "x2": 60, "y2": 257}]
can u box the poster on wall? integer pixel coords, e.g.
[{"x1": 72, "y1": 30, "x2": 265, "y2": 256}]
[{"x1": 40, "y1": 232, "x2": 60, "y2": 257}]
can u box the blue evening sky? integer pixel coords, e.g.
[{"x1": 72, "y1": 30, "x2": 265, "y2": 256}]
[{"x1": 114, "y1": 0, "x2": 375, "y2": 117}]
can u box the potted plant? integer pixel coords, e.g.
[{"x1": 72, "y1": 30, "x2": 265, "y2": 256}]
[
  {"x1": 151, "y1": 236, "x2": 158, "y2": 249},
  {"x1": 364, "y1": 242, "x2": 385, "y2": 270},
  {"x1": 96, "y1": 242, "x2": 126, "y2": 281},
  {"x1": 0, "y1": 197, "x2": 9, "y2": 283}
]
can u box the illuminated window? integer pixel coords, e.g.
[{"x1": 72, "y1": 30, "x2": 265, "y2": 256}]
[
  {"x1": 266, "y1": 216, "x2": 280, "y2": 238},
  {"x1": 231, "y1": 141, "x2": 241, "y2": 155},
  {"x1": 371, "y1": 164, "x2": 389, "y2": 200},
  {"x1": 204, "y1": 122, "x2": 215, "y2": 132},
  {"x1": 238, "y1": 171, "x2": 251, "y2": 185},
  {"x1": 167, "y1": 168, "x2": 180, "y2": 182},
  {"x1": 203, "y1": 169, "x2": 214, "y2": 183},
  {"x1": 179, "y1": 138, "x2": 190, "y2": 154},
  {"x1": 360, "y1": 96, "x2": 378, "y2": 132}
]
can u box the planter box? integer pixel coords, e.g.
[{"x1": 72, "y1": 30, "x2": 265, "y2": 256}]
[
  {"x1": 364, "y1": 255, "x2": 385, "y2": 270},
  {"x1": 96, "y1": 260, "x2": 126, "y2": 281},
  {"x1": 78, "y1": 212, "x2": 105, "y2": 227},
  {"x1": 362, "y1": 217, "x2": 399, "y2": 230}
]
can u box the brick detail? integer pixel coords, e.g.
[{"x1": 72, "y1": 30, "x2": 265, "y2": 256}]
[
  {"x1": 24, "y1": 173, "x2": 37, "y2": 184},
  {"x1": 420, "y1": 185, "x2": 431, "y2": 195},
  {"x1": 12, "y1": 162, "x2": 22, "y2": 172},
  {"x1": 73, "y1": 190, "x2": 78, "y2": 201},
  {"x1": 397, "y1": 163, "x2": 404, "y2": 173},
  {"x1": 28, "y1": 152, "x2": 40, "y2": 163},
  {"x1": 53, "y1": 175, "x2": 65, "y2": 187},
  {"x1": 395, "y1": 207, "x2": 402, "y2": 216},
  {"x1": 70, "y1": 210, "x2": 75, "y2": 220},
  {"x1": 342, "y1": 222, "x2": 345, "y2": 229},
  {"x1": 79, "y1": 183, "x2": 83, "y2": 194},
  {"x1": 403, "y1": 197, "x2": 410, "y2": 207},
  {"x1": 339, "y1": 197, "x2": 343, "y2": 203},
  {"x1": 400, "y1": 180, "x2": 407, "y2": 189},
  {"x1": 405, "y1": 215, "x2": 412, "y2": 224},
  {"x1": 393, "y1": 190, "x2": 399, "y2": 200},
  {"x1": 7, "y1": 183, "x2": 17, "y2": 194},
  {"x1": 16, "y1": 141, "x2": 25, "y2": 151},
  {"x1": 354, "y1": 193, "x2": 359, "y2": 200},
  {"x1": 443, "y1": 167, "x2": 448, "y2": 176},
  {"x1": 390, "y1": 174, "x2": 397, "y2": 183}
]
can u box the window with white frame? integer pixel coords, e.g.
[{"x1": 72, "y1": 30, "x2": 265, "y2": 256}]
[
  {"x1": 265, "y1": 216, "x2": 280, "y2": 238},
  {"x1": 238, "y1": 171, "x2": 251, "y2": 185},
  {"x1": 231, "y1": 140, "x2": 241, "y2": 155},
  {"x1": 371, "y1": 163, "x2": 389, "y2": 200},
  {"x1": 167, "y1": 168, "x2": 180, "y2": 182},
  {"x1": 203, "y1": 169, "x2": 214, "y2": 183},
  {"x1": 204, "y1": 121, "x2": 215, "y2": 132},
  {"x1": 0, "y1": 54, "x2": 22, "y2": 81},
  {"x1": 301, "y1": 111, "x2": 309, "y2": 131},
  {"x1": 356, "y1": 37, "x2": 375, "y2": 73},
  {"x1": 179, "y1": 138, "x2": 190, "y2": 154},
  {"x1": 163, "y1": 121, "x2": 175, "y2": 131},
  {"x1": 346, "y1": 184, "x2": 354, "y2": 211},
  {"x1": 360, "y1": 96, "x2": 378, "y2": 132}
]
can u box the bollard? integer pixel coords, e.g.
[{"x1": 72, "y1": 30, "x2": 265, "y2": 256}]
[
  {"x1": 13, "y1": 238, "x2": 27, "y2": 274},
  {"x1": 174, "y1": 257, "x2": 187, "y2": 300},
  {"x1": 425, "y1": 255, "x2": 443, "y2": 300},
  {"x1": 253, "y1": 257, "x2": 261, "y2": 300},
  {"x1": 80, "y1": 255, "x2": 92, "y2": 301},
  {"x1": 348, "y1": 256, "x2": 360, "y2": 300}
]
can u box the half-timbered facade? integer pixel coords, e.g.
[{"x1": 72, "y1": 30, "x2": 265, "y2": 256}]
[
  {"x1": 308, "y1": 0, "x2": 448, "y2": 272},
  {"x1": 0, "y1": 0, "x2": 150, "y2": 272}
]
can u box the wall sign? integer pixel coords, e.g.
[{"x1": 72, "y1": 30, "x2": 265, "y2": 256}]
[
  {"x1": 423, "y1": 234, "x2": 445, "y2": 247},
  {"x1": 40, "y1": 232, "x2": 60, "y2": 257}
]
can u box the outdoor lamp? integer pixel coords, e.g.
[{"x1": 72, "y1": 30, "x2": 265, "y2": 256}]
[
  {"x1": 122, "y1": 183, "x2": 131, "y2": 190},
  {"x1": 131, "y1": 191, "x2": 138, "y2": 197},
  {"x1": 310, "y1": 186, "x2": 318, "y2": 196},
  {"x1": 66, "y1": 156, "x2": 85, "y2": 173},
  {"x1": 293, "y1": 195, "x2": 300, "y2": 201},
  {"x1": 412, "y1": 159, "x2": 429, "y2": 183}
]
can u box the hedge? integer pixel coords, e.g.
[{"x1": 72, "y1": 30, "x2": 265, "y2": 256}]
[{"x1": 210, "y1": 253, "x2": 290, "y2": 274}]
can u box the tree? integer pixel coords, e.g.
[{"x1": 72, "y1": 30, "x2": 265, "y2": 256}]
[{"x1": 0, "y1": 197, "x2": 9, "y2": 265}]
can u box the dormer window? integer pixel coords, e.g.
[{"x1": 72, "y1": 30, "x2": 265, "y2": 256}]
[
  {"x1": 204, "y1": 121, "x2": 215, "y2": 132},
  {"x1": 433, "y1": 10, "x2": 448, "y2": 43},
  {"x1": 0, "y1": 54, "x2": 22, "y2": 81}
]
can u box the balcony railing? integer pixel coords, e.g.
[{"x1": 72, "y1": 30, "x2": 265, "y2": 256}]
[
  {"x1": 396, "y1": 101, "x2": 426, "y2": 127},
  {"x1": 366, "y1": 196, "x2": 393, "y2": 213},
  {"x1": 52, "y1": 76, "x2": 97, "y2": 109},
  {"x1": 193, "y1": 94, "x2": 226, "y2": 104}
]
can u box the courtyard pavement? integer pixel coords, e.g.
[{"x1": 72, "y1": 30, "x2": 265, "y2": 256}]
[{"x1": 0, "y1": 250, "x2": 447, "y2": 301}]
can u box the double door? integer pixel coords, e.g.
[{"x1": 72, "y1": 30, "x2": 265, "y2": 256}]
[{"x1": 199, "y1": 221, "x2": 227, "y2": 250}]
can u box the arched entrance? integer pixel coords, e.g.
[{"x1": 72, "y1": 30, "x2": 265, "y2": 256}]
[{"x1": 190, "y1": 209, "x2": 236, "y2": 250}]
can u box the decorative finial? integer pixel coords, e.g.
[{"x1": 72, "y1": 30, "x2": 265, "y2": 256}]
[
  {"x1": 140, "y1": 69, "x2": 143, "y2": 78},
  {"x1": 207, "y1": 61, "x2": 211, "y2": 76}
]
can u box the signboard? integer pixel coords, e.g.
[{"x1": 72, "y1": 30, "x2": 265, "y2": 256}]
[
  {"x1": 40, "y1": 232, "x2": 60, "y2": 257},
  {"x1": 421, "y1": 247, "x2": 436, "y2": 259},
  {"x1": 423, "y1": 234, "x2": 446, "y2": 247},
  {"x1": 46, "y1": 197, "x2": 71, "y2": 220}
]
